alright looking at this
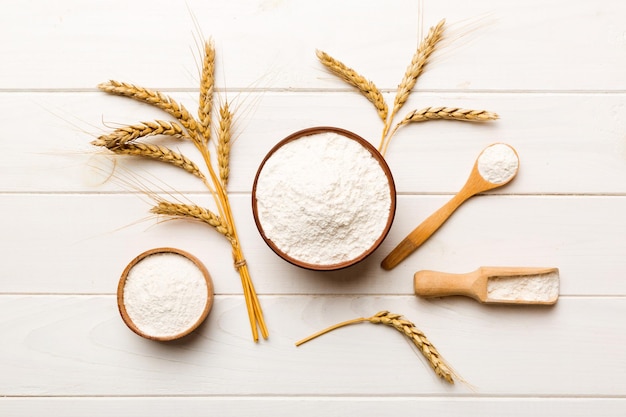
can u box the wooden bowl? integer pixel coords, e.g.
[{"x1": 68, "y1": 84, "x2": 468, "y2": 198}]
[
  {"x1": 251, "y1": 126, "x2": 396, "y2": 271},
  {"x1": 117, "y1": 247, "x2": 214, "y2": 341}
]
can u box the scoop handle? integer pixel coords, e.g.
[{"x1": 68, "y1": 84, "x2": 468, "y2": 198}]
[{"x1": 413, "y1": 270, "x2": 480, "y2": 299}]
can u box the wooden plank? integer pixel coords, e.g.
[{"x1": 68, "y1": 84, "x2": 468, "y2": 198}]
[
  {"x1": 0, "y1": 295, "x2": 624, "y2": 396},
  {"x1": 1, "y1": 193, "x2": 624, "y2": 295},
  {"x1": 423, "y1": 0, "x2": 626, "y2": 91},
  {"x1": 1, "y1": 397, "x2": 625, "y2": 417},
  {"x1": 2, "y1": 92, "x2": 625, "y2": 194},
  {"x1": 0, "y1": 0, "x2": 420, "y2": 90},
  {"x1": 3, "y1": 0, "x2": 626, "y2": 412},
  {"x1": 0, "y1": 1, "x2": 624, "y2": 91}
]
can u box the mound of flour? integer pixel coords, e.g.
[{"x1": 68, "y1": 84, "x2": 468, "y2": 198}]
[
  {"x1": 123, "y1": 252, "x2": 209, "y2": 338},
  {"x1": 254, "y1": 132, "x2": 392, "y2": 266}
]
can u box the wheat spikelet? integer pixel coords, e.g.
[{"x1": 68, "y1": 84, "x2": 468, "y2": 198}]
[
  {"x1": 295, "y1": 310, "x2": 457, "y2": 384},
  {"x1": 387, "y1": 106, "x2": 499, "y2": 139},
  {"x1": 92, "y1": 120, "x2": 187, "y2": 148},
  {"x1": 197, "y1": 40, "x2": 215, "y2": 144},
  {"x1": 384, "y1": 19, "x2": 446, "y2": 137},
  {"x1": 151, "y1": 201, "x2": 233, "y2": 240},
  {"x1": 316, "y1": 50, "x2": 388, "y2": 123},
  {"x1": 401, "y1": 106, "x2": 499, "y2": 123},
  {"x1": 108, "y1": 143, "x2": 205, "y2": 180},
  {"x1": 368, "y1": 311, "x2": 455, "y2": 384},
  {"x1": 217, "y1": 102, "x2": 232, "y2": 186},
  {"x1": 98, "y1": 81, "x2": 199, "y2": 141}
]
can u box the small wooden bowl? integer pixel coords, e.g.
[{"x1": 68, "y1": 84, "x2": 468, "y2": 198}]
[
  {"x1": 252, "y1": 126, "x2": 396, "y2": 271},
  {"x1": 117, "y1": 247, "x2": 214, "y2": 341}
]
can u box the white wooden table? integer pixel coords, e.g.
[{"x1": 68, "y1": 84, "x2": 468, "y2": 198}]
[{"x1": 1, "y1": 1, "x2": 625, "y2": 415}]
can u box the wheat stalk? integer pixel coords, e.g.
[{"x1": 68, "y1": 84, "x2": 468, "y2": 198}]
[
  {"x1": 382, "y1": 19, "x2": 446, "y2": 140},
  {"x1": 217, "y1": 102, "x2": 232, "y2": 186},
  {"x1": 314, "y1": 18, "x2": 498, "y2": 158},
  {"x1": 151, "y1": 201, "x2": 233, "y2": 240},
  {"x1": 316, "y1": 50, "x2": 388, "y2": 123},
  {"x1": 106, "y1": 143, "x2": 206, "y2": 180},
  {"x1": 92, "y1": 120, "x2": 188, "y2": 148},
  {"x1": 197, "y1": 40, "x2": 215, "y2": 144},
  {"x1": 295, "y1": 310, "x2": 457, "y2": 384}
]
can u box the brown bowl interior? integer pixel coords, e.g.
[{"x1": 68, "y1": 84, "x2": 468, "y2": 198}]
[
  {"x1": 117, "y1": 247, "x2": 214, "y2": 341},
  {"x1": 251, "y1": 126, "x2": 396, "y2": 271}
]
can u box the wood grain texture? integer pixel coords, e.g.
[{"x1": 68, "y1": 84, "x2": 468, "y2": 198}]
[
  {"x1": 0, "y1": 295, "x2": 624, "y2": 396},
  {"x1": 1, "y1": 0, "x2": 626, "y2": 414},
  {"x1": 0, "y1": 0, "x2": 624, "y2": 91},
  {"x1": 0, "y1": 194, "x2": 625, "y2": 295},
  {"x1": 1, "y1": 92, "x2": 625, "y2": 194},
  {"x1": 2, "y1": 398, "x2": 626, "y2": 417}
]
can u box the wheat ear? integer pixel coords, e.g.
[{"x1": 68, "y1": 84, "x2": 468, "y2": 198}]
[
  {"x1": 369, "y1": 311, "x2": 456, "y2": 384},
  {"x1": 151, "y1": 201, "x2": 233, "y2": 240},
  {"x1": 197, "y1": 40, "x2": 215, "y2": 144},
  {"x1": 295, "y1": 310, "x2": 457, "y2": 384},
  {"x1": 384, "y1": 107, "x2": 499, "y2": 152},
  {"x1": 98, "y1": 81, "x2": 200, "y2": 143},
  {"x1": 316, "y1": 49, "x2": 388, "y2": 123},
  {"x1": 217, "y1": 102, "x2": 232, "y2": 186},
  {"x1": 92, "y1": 120, "x2": 187, "y2": 148},
  {"x1": 383, "y1": 19, "x2": 446, "y2": 139},
  {"x1": 105, "y1": 143, "x2": 206, "y2": 180}
]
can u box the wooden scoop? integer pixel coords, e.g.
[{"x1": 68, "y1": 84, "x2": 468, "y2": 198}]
[
  {"x1": 381, "y1": 143, "x2": 519, "y2": 270},
  {"x1": 414, "y1": 267, "x2": 559, "y2": 305}
]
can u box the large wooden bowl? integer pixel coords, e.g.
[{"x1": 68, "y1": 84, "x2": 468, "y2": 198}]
[{"x1": 252, "y1": 126, "x2": 396, "y2": 271}]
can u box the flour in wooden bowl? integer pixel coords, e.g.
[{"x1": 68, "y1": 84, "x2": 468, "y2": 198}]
[
  {"x1": 253, "y1": 128, "x2": 395, "y2": 270},
  {"x1": 118, "y1": 248, "x2": 213, "y2": 341}
]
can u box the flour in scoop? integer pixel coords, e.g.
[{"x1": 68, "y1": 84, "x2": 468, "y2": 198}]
[
  {"x1": 123, "y1": 252, "x2": 208, "y2": 338},
  {"x1": 255, "y1": 132, "x2": 392, "y2": 266},
  {"x1": 487, "y1": 271, "x2": 559, "y2": 302},
  {"x1": 477, "y1": 143, "x2": 519, "y2": 184}
]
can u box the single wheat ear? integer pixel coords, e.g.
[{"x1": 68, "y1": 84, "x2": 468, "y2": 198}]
[
  {"x1": 316, "y1": 49, "x2": 388, "y2": 123},
  {"x1": 197, "y1": 39, "x2": 215, "y2": 144},
  {"x1": 151, "y1": 201, "x2": 233, "y2": 240},
  {"x1": 102, "y1": 142, "x2": 206, "y2": 180},
  {"x1": 217, "y1": 102, "x2": 232, "y2": 186},
  {"x1": 383, "y1": 19, "x2": 446, "y2": 139},
  {"x1": 295, "y1": 310, "x2": 458, "y2": 384},
  {"x1": 92, "y1": 120, "x2": 188, "y2": 148},
  {"x1": 387, "y1": 106, "x2": 499, "y2": 139}
]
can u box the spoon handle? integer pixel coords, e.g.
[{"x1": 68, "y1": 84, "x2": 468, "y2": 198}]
[{"x1": 381, "y1": 191, "x2": 471, "y2": 270}]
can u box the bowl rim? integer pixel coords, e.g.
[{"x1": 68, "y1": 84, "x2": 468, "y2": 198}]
[
  {"x1": 251, "y1": 126, "x2": 397, "y2": 271},
  {"x1": 117, "y1": 247, "x2": 214, "y2": 341}
]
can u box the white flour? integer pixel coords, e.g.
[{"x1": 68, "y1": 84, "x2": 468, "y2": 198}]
[
  {"x1": 477, "y1": 143, "x2": 519, "y2": 184},
  {"x1": 123, "y1": 252, "x2": 209, "y2": 338},
  {"x1": 255, "y1": 132, "x2": 392, "y2": 266},
  {"x1": 487, "y1": 271, "x2": 559, "y2": 302}
]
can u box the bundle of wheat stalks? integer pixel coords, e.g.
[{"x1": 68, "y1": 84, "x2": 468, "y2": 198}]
[
  {"x1": 316, "y1": 19, "x2": 499, "y2": 156},
  {"x1": 296, "y1": 311, "x2": 459, "y2": 384},
  {"x1": 92, "y1": 40, "x2": 268, "y2": 342}
]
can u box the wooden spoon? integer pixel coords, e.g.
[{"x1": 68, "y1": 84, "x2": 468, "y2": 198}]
[
  {"x1": 381, "y1": 143, "x2": 519, "y2": 270},
  {"x1": 414, "y1": 266, "x2": 559, "y2": 305}
]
